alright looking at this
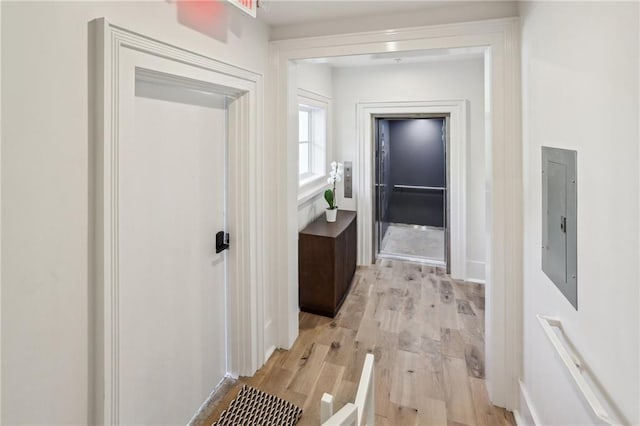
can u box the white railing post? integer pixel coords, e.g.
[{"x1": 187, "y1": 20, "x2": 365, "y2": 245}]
[
  {"x1": 321, "y1": 393, "x2": 335, "y2": 423},
  {"x1": 354, "y1": 353, "x2": 375, "y2": 426}
]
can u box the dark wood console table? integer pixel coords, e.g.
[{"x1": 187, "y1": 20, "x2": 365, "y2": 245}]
[{"x1": 298, "y1": 210, "x2": 357, "y2": 317}]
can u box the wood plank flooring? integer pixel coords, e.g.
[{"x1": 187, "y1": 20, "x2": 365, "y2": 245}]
[{"x1": 202, "y1": 259, "x2": 515, "y2": 426}]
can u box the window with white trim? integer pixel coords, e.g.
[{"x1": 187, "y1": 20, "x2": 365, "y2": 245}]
[
  {"x1": 298, "y1": 106, "x2": 313, "y2": 178},
  {"x1": 297, "y1": 95, "x2": 328, "y2": 190}
]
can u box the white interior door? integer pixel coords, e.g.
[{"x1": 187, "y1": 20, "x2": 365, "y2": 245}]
[{"x1": 118, "y1": 68, "x2": 228, "y2": 425}]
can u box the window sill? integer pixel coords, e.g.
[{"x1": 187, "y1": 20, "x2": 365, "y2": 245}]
[
  {"x1": 298, "y1": 175, "x2": 327, "y2": 206},
  {"x1": 299, "y1": 173, "x2": 318, "y2": 186}
]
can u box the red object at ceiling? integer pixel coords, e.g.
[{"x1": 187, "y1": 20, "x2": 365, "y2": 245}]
[{"x1": 176, "y1": 0, "x2": 225, "y2": 30}]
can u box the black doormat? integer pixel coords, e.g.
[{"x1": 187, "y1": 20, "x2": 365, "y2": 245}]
[{"x1": 212, "y1": 385, "x2": 303, "y2": 426}]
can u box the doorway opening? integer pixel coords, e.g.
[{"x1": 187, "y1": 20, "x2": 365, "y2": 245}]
[
  {"x1": 272, "y1": 18, "x2": 522, "y2": 410},
  {"x1": 374, "y1": 115, "x2": 450, "y2": 269}
]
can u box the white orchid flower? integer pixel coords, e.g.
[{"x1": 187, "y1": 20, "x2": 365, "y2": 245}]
[{"x1": 325, "y1": 160, "x2": 344, "y2": 209}]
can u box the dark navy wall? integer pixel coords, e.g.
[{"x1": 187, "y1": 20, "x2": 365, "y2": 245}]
[
  {"x1": 389, "y1": 119, "x2": 445, "y2": 187},
  {"x1": 387, "y1": 119, "x2": 446, "y2": 227}
]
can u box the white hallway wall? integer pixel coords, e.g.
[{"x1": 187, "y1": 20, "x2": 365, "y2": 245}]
[
  {"x1": 519, "y1": 2, "x2": 639, "y2": 425},
  {"x1": 332, "y1": 59, "x2": 486, "y2": 281},
  {"x1": 296, "y1": 62, "x2": 333, "y2": 231},
  {"x1": 1, "y1": 2, "x2": 270, "y2": 424}
]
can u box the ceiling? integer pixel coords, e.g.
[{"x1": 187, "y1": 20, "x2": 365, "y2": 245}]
[
  {"x1": 298, "y1": 46, "x2": 485, "y2": 67},
  {"x1": 257, "y1": 0, "x2": 452, "y2": 27}
]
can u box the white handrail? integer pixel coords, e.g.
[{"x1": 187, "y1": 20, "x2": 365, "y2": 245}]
[{"x1": 536, "y1": 315, "x2": 617, "y2": 425}]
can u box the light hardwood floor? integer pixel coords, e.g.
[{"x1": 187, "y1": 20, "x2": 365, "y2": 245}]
[{"x1": 203, "y1": 260, "x2": 515, "y2": 426}]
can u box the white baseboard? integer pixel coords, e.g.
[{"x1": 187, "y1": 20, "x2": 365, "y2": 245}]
[
  {"x1": 264, "y1": 345, "x2": 276, "y2": 362},
  {"x1": 188, "y1": 374, "x2": 236, "y2": 426},
  {"x1": 465, "y1": 260, "x2": 486, "y2": 283},
  {"x1": 517, "y1": 380, "x2": 541, "y2": 426},
  {"x1": 264, "y1": 319, "x2": 276, "y2": 363},
  {"x1": 513, "y1": 410, "x2": 525, "y2": 426}
]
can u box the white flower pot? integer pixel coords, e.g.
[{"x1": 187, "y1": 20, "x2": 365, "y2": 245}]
[{"x1": 325, "y1": 208, "x2": 338, "y2": 222}]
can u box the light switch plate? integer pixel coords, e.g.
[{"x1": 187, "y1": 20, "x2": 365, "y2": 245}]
[{"x1": 344, "y1": 161, "x2": 353, "y2": 198}]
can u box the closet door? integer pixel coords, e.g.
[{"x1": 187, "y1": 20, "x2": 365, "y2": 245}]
[{"x1": 118, "y1": 54, "x2": 230, "y2": 425}]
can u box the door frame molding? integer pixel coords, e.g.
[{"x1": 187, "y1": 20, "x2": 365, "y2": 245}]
[
  {"x1": 270, "y1": 17, "x2": 522, "y2": 410},
  {"x1": 357, "y1": 100, "x2": 468, "y2": 279},
  {"x1": 92, "y1": 18, "x2": 265, "y2": 425}
]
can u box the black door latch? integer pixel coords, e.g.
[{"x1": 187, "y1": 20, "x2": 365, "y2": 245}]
[
  {"x1": 216, "y1": 231, "x2": 230, "y2": 253},
  {"x1": 560, "y1": 216, "x2": 567, "y2": 234}
]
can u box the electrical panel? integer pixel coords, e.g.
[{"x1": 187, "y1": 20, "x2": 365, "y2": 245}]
[{"x1": 542, "y1": 146, "x2": 578, "y2": 309}]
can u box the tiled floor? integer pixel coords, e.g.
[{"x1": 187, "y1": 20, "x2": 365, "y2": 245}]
[
  {"x1": 380, "y1": 224, "x2": 445, "y2": 262},
  {"x1": 202, "y1": 260, "x2": 514, "y2": 426}
]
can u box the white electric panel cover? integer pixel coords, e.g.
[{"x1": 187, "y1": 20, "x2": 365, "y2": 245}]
[{"x1": 542, "y1": 146, "x2": 578, "y2": 309}]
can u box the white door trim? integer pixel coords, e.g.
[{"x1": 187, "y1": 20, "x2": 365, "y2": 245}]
[
  {"x1": 270, "y1": 17, "x2": 522, "y2": 410},
  {"x1": 356, "y1": 100, "x2": 468, "y2": 279},
  {"x1": 0, "y1": 1, "x2": 3, "y2": 421},
  {"x1": 92, "y1": 18, "x2": 265, "y2": 425}
]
